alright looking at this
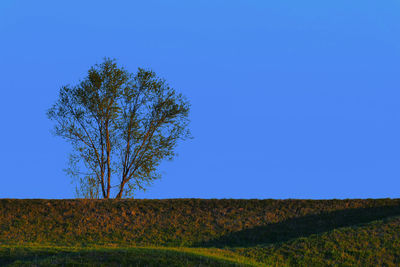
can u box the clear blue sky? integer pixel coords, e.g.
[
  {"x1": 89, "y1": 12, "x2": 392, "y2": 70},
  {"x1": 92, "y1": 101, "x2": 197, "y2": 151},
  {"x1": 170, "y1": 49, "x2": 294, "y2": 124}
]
[{"x1": 1, "y1": 1, "x2": 399, "y2": 199}]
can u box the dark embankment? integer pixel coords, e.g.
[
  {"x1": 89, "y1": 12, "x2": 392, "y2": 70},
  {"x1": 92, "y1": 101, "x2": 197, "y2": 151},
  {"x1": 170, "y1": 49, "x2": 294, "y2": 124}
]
[{"x1": 1, "y1": 198, "x2": 399, "y2": 247}]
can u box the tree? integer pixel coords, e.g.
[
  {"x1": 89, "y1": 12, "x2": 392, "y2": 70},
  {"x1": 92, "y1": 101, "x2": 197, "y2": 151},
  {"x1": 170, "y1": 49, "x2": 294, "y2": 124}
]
[{"x1": 47, "y1": 58, "x2": 191, "y2": 199}]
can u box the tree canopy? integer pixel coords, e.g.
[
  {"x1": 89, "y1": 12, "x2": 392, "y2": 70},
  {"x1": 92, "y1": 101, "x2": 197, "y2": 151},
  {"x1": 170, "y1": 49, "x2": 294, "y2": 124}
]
[{"x1": 47, "y1": 58, "x2": 191, "y2": 198}]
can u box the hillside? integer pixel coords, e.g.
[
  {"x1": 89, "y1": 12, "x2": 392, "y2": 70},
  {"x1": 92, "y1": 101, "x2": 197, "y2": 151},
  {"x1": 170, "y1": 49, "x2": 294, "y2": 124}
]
[
  {"x1": 232, "y1": 215, "x2": 400, "y2": 266},
  {"x1": 1, "y1": 198, "x2": 399, "y2": 266}
]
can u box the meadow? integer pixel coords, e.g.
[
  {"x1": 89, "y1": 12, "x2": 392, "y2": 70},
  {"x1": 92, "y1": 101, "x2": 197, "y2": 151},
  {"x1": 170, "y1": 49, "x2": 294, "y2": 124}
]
[{"x1": 1, "y1": 198, "x2": 399, "y2": 266}]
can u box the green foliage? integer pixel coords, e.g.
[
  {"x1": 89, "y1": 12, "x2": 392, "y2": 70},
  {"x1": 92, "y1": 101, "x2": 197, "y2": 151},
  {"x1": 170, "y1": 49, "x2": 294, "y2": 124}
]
[{"x1": 47, "y1": 58, "x2": 191, "y2": 198}]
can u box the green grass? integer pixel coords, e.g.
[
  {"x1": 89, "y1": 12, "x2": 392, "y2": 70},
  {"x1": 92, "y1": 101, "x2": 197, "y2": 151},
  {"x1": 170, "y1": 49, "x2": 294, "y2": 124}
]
[
  {"x1": 231, "y1": 215, "x2": 400, "y2": 266},
  {"x1": 1, "y1": 198, "x2": 399, "y2": 266},
  {"x1": 0, "y1": 246, "x2": 260, "y2": 267}
]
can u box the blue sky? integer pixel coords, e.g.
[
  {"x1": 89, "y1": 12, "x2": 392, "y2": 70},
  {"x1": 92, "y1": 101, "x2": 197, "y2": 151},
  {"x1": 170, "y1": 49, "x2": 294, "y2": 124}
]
[{"x1": 1, "y1": 0, "x2": 400, "y2": 199}]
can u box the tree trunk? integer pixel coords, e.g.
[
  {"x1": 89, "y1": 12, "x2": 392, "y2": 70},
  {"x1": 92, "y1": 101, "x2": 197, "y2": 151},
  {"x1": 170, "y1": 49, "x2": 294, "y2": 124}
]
[
  {"x1": 115, "y1": 179, "x2": 126, "y2": 199},
  {"x1": 100, "y1": 169, "x2": 107, "y2": 198},
  {"x1": 105, "y1": 122, "x2": 111, "y2": 199}
]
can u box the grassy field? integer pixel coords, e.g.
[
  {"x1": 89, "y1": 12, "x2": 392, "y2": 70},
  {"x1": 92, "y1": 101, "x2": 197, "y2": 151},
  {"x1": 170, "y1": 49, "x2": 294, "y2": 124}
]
[
  {"x1": 1, "y1": 198, "x2": 399, "y2": 266},
  {"x1": 0, "y1": 246, "x2": 261, "y2": 266}
]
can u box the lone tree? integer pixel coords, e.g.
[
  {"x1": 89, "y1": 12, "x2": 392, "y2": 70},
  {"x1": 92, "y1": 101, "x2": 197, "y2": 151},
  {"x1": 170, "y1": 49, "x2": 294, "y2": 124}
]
[{"x1": 47, "y1": 58, "x2": 191, "y2": 199}]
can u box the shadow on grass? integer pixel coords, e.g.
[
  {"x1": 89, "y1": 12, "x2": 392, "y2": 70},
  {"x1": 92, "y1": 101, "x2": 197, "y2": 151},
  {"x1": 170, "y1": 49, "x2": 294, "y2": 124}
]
[
  {"x1": 0, "y1": 250, "x2": 59, "y2": 266},
  {"x1": 0, "y1": 248, "x2": 246, "y2": 267},
  {"x1": 195, "y1": 204, "x2": 400, "y2": 248}
]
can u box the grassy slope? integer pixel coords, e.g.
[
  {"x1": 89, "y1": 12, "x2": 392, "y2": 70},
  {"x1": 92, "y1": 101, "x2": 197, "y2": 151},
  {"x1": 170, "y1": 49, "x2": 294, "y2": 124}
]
[
  {"x1": 0, "y1": 246, "x2": 259, "y2": 267},
  {"x1": 1, "y1": 199, "x2": 399, "y2": 266},
  {"x1": 233, "y1": 215, "x2": 400, "y2": 266}
]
